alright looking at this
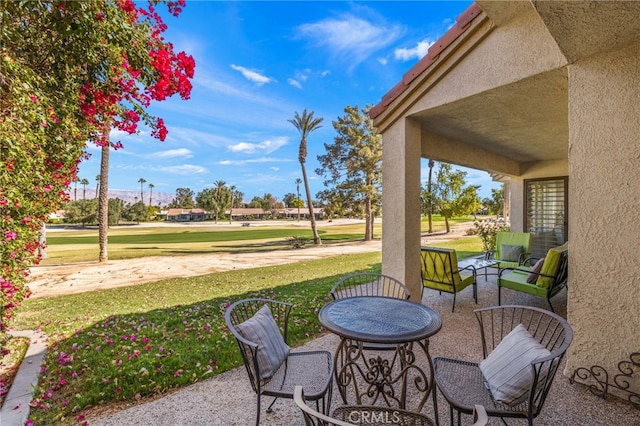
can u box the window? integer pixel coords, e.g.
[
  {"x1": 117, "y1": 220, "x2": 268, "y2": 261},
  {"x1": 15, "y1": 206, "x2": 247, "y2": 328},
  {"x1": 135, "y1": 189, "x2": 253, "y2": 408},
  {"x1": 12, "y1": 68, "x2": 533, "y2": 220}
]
[{"x1": 524, "y1": 177, "x2": 568, "y2": 259}]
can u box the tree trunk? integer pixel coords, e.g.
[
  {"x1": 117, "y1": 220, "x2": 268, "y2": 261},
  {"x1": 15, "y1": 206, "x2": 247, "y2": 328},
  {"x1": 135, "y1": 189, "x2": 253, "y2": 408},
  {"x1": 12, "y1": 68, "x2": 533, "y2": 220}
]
[
  {"x1": 444, "y1": 215, "x2": 450, "y2": 233},
  {"x1": 301, "y1": 163, "x2": 321, "y2": 245},
  {"x1": 364, "y1": 193, "x2": 372, "y2": 241},
  {"x1": 98, "y1": 145, "x2": 109, "y2": 262}
]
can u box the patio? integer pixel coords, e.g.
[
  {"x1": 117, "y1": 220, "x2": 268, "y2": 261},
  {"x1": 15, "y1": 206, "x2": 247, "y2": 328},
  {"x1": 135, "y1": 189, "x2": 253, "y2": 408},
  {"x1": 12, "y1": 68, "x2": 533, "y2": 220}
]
[{"x1": 89, "y1": 272, "x2": 638, "y2": 425}]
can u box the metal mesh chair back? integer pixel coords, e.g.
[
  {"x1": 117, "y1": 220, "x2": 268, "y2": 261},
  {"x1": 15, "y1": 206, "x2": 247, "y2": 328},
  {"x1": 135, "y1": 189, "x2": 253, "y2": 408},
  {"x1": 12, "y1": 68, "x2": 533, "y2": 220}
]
[
  {"x1": 330, "y1": 273, "x2": 410, "y2": 300},
  {"x1": 226, "y1": 299, "x2": 334, "y2": 425},
  {"x1": 225, "y1": 298, "x2": 292, "y2": 393},
  {"x1": 295, "y1": 386, "x2": 444, "y2": 426},
  {"x1": 420, "y1": 247, "x2": 459, "y2": 287},
  {"x1": 474, "y1": 305, "x2": 573, "y2": 417}
]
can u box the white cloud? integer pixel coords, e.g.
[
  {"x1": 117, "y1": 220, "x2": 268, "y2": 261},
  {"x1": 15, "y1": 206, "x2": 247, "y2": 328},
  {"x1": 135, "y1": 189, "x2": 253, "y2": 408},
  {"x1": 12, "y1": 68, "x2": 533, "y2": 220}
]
[
  {"x1": 288, "y1": 78, "x2": 303, "y2": 89},
  {"x1": 320, "y1": 70, "x2": 330, "y2": 77},
  {"x1": 228, "y1": 137, "x2": 288, "y2": 154},
  {"x1": 159, "y1": 164, "x2": 208, "y2": 175},
  {"x1": 149, "y1": 148, "x2": 193, "y2": 159},
  {"x1": 218, "y1": 157, "x2": 295, "y2": 166},
  {"x1": 296, "y1": 14, "x2": 403, "y2": 70},
  {"x1": 230, "y1": 64, "x2": 275, "y2": 86},
  {"x1": 394, "y1": 39, "x2": 436, "y2": 61},
  {"x1": 295, "y1": 70, "x2": 310, "y2": 82},
  {"x1": 270, "y1": 167, "x2": 280, "y2": 172},
  {"x1": 377, "y1": 57, "x2": 388, "y2": 66}
]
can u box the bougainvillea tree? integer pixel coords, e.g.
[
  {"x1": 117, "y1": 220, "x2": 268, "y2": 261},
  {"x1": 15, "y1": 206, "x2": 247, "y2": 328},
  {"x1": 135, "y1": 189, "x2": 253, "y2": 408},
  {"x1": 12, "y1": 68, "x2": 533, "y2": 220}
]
[{"x1": 0, "y1": 1, "x2": 195, "y2": 336}]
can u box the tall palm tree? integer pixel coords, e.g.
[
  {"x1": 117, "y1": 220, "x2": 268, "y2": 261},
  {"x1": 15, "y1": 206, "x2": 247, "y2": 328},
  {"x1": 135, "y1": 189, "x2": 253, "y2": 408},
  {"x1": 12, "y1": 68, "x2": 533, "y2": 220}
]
[
  {"x1": 138, "y1": 178, "x2": 147, "y2": 206},
  {"x1": 295, "y1": 178, "x2": 302, "y2": 221},
  {"x1": 98, "y1": 146, "x2": 109, "y2": 262},
  {"x1": 95, "y1": 175, "x2": 100, "y2": 199},
  {"x1": 231, "y1": 188, "x2": 243, "y2": 224},
  {"x1": 289, "y1": 109, "x2": 323, "y2": 245},
  {"x1": 80, "y1": 178, "x2": 90, "y2": 201},
  {"x1": 73, "y1": 177, "x2": 80, "y2": 201},
  {"x1": 228, "y1": 184, "x2": 236, "y2": 224},
  {"x1": 148, "y1": 183, "x2": 154, "y2": 205},
  {"x1": 213, "y1": 180, "x2": 227, "y2": 223}
]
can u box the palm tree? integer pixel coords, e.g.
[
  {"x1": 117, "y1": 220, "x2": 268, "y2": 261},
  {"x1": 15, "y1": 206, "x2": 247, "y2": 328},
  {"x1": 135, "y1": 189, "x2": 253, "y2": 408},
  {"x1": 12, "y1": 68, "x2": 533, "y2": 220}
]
[
  {"x1": 295, "y1": 178, "x2": 302, "y2": 221},
  {"x1": 213, "y1": 180, "x2": 229, "y2": 223},
  {"x1": 95, "y1": 175, "x2": 100, "y2": 199},
  {"x1": 148, "y1": 183, "x2": 154, "y2": 205},
  {"x1": 138, "y1": 178, "x2": 147, "y2": 206},
  {"x1": 73, "y1": 177, "x2": 80, "y2": 201},
  {"x1": 289, "y1": 109, "x2": 323, "y2": 245},
  {"x1": 80, "y1": 178, "x2": 90, "y2": 201},
  {"x1": 231, "y1": 188, "x2": 243, "y2": 224},
  {"x1": 228, "y1": 185, "x2": 236, "y2": 224},
  {"x1": 98, "y1": 146, "x2": 109, "y2": 262}
]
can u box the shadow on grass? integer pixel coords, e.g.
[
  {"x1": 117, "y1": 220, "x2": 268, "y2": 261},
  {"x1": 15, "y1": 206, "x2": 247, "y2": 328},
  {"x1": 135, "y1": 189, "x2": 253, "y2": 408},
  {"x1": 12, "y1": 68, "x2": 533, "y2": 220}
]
[
  {"x1": 20, "y1": 256, "x2": 382, "y2": 424},
  {"x1": 123, "y1": 234, "x2": 372, "y2": 256}
]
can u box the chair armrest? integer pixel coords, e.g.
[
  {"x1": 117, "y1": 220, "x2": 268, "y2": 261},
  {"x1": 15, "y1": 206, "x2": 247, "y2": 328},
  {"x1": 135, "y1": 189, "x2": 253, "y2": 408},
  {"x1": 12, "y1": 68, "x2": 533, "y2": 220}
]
[
  {"x1": 499, "y1": 267, "x2": 556, "y2": 280},
  {"x1": 518, "y1": 252, "x2": 532, "y2": 266},
  {"x1": 498, "y1": 266, "x2": 532, "y2": 277},
  {"x1": 294, "y1": 386, "x2": 352, "y2": 426},
  {"x1": 458, "y1": 264, "x2": 476, "y2": 273},
  {"x1": 472, "y1": 405, "x2": 488, "y2": 426}
]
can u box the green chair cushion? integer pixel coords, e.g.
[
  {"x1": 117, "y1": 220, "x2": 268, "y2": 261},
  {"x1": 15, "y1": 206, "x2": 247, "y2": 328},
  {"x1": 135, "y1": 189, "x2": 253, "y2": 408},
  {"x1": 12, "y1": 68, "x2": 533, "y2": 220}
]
[
  {"x1": 537, "y1": 242, "x2": 568, "y2": 289},
  {"x1": 495, "y1": 232, "x2": 532, "y2": 261},
  {"x1": 500, "y1": 270, "x2": 550, "y2": 298},
  {"x1": 423, "y1": 270, "x2": 474, "y2": 293}
]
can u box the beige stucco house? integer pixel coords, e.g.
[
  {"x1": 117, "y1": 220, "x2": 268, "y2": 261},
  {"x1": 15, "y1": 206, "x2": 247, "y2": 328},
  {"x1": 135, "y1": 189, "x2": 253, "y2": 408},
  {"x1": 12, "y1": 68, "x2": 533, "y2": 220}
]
[{"x1": 371, "y1": 1, "x2": 639, "y2": 397}]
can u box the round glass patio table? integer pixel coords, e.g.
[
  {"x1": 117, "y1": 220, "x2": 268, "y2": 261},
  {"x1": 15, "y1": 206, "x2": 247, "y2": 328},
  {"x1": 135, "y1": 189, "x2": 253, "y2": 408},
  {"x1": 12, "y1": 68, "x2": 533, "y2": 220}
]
[{"x1": 319, "y1": 296, "x2": 442, "y2": 411}]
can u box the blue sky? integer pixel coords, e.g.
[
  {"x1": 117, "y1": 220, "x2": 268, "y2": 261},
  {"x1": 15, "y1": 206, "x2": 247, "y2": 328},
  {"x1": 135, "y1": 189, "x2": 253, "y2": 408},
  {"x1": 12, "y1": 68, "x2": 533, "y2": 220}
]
[{"x1": 78, "y1": 0, "x2": 500, "y2": 203}]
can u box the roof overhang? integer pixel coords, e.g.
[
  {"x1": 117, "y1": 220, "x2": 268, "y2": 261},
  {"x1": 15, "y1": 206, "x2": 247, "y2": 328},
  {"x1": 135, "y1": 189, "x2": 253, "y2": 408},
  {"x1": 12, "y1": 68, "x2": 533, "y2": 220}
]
[{"x1": 371, "y1": 1, "x2": 640, "y2": 176}]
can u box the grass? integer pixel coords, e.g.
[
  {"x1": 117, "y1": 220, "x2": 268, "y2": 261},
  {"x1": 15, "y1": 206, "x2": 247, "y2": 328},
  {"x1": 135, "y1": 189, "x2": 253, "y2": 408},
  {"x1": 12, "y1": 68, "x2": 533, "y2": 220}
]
[
  {"x1": 39, "y1": 222, "x2": 380, "y2": 263},
  {"x1": 0, "y1": 336, "x2": 29, "y2": 406},
  {"x1": 8, "y1": 216, "x2": 483, "y2": 424}
]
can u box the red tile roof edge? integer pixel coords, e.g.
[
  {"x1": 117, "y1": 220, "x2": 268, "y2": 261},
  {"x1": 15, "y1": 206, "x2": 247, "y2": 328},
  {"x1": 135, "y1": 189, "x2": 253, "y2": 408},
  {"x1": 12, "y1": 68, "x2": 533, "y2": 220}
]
[{"x1": 370, "y1": 2, "x2": 482, "y2": 119}]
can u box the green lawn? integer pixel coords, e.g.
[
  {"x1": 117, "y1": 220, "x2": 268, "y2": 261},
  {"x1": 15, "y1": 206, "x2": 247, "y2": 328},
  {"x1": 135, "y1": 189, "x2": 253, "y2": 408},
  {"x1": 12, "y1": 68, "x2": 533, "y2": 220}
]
[
  {"x1": 10, "y1": 217, "x2": 483, "y2": 424},
  {"x1": 39, "y1": 221, "x2": 380, "y2": 263}
]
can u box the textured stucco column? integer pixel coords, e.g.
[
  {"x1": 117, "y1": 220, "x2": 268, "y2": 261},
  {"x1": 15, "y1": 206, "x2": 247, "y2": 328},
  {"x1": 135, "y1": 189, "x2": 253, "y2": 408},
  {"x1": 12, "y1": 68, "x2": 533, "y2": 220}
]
[
  {"x1": 565, "y1": 42, "x2": 640, "y2": 388},
  {"x1": 382, "y1": 118, "x2": 422, "y2": 301}
]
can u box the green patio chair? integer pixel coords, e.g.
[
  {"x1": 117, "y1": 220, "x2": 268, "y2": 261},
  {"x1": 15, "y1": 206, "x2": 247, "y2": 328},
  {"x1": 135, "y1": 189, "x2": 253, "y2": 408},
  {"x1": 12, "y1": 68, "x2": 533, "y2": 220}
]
[
  {"x1": 420, "y1": 247, "x2": 477, "y2": 312},
  {"x1": 498, "y1": 243, "x2": 568, "y2": 312},
  {"x1": 488, "y1": 231, "x2": 533, "y2": 270}
]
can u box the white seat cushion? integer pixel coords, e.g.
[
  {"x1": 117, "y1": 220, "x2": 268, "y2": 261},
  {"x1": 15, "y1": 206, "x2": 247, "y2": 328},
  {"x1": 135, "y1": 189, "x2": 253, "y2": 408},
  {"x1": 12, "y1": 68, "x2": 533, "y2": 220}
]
[{"x1": 479, "y1": 323, "x2": 551, "y2": 406}]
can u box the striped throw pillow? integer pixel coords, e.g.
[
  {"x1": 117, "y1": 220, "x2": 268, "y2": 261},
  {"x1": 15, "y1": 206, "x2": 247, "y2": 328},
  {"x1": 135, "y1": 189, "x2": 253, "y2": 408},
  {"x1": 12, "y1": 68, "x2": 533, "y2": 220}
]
[
  {"x1": 235, "y1": 304, "x2": 291, "y2": 380},
  {"x1": 479, "y1": 323, "x2": 551, "y2": 406}
]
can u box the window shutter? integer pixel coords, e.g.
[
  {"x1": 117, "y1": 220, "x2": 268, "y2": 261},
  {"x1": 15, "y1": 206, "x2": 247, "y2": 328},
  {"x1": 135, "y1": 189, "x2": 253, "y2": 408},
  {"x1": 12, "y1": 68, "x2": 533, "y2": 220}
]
[{"x1": 525, "y1": 178, "x2": 568, "y2": 259}]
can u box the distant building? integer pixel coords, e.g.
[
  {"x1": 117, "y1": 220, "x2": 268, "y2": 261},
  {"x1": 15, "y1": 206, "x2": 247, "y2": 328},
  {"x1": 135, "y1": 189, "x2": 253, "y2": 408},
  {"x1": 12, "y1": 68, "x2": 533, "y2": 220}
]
[{"x1": 166, "y1": 208, "x2": 208, "y2": 222}]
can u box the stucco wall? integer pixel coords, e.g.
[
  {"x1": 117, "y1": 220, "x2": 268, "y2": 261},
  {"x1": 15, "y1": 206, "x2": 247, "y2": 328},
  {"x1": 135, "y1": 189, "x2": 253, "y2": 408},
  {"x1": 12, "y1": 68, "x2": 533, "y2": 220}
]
[
  {"x1": 410, "y1": 8, "x2": 567, "y2": 114},
  {"x1": 566, "y1": 41, "x2": 640, "y2": 390},
  {"x1": 381, "y1": 118, "x2": 423, "y2": 301}
]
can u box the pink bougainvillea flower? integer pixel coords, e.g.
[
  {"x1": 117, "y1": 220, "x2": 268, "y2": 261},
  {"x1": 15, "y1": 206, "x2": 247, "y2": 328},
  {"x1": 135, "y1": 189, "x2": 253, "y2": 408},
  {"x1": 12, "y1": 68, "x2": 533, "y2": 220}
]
[{"x1": 57, "y1": 352, "x2": 72, "y2": 366}]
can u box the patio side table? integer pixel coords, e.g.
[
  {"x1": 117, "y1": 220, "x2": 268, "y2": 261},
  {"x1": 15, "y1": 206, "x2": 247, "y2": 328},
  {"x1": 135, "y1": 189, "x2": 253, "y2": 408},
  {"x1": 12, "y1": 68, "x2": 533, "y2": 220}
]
[
  {"x1": 319, "y1": 296, "x2": 442, "y2": 413},
  {"x1": 459, "y1": 257, "x2": 501, "y2": 280}
]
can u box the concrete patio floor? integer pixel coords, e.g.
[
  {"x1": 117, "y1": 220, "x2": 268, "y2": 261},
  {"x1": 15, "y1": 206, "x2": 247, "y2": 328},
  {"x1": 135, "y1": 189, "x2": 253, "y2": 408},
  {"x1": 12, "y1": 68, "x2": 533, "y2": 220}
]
[{"x1": 88, "y1": 273, "x2": 639, "y2": 425}]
